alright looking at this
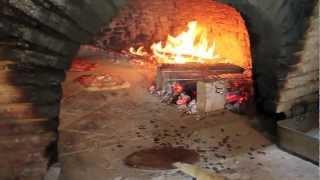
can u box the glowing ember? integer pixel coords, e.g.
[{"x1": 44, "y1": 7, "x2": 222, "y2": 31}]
[
  {"x1": 151, "y1": 21, "x2": 219, "y2": 64},
  {"x1": 176, "y1": 93, "x2": 191, "y2": 105},
  {"x1": 172, "y1": 82, "x2": 184, "y2": 95},
  {"x1": 225, "y1": 90, "x2": 249, "y2": 104},
  {"x1": 129, "y1": 46, "x2": 148, "y2": 56},
  {"x1": 128, "y1": 21, "x2": 220, "y2": 64}
]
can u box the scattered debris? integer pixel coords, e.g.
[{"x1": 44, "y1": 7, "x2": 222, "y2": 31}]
[
  {"x1": 186, "y1": 99, "x2": 198, "y2": 114},
  {"x1": 177, "y1": 92, "x2": 191, "y2": 105},
  {"x1": 44, "y1": 163, "x2": 61, "y2": 180},
  {"x1": 257, "y1": 151, "x2": 267, "y2": 155},
  {"x1": 149, "y1": 84, "x2": 157, "y2": 94},
  {"x1": 117, "y1": 144, "x2": 124, "y2": 148},
  {"x1": 149, "y1": 72, "x2": 251, "y2": 116},
  {"x1": 150, "y1": 81, "x2": 199, "y2": 115}
]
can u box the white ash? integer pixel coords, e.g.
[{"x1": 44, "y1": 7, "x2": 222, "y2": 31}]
[
  {"x1": 149, "y1": 82, "x2": 198, "y2": 115},
  {"x1": 148, "y1": 85, "x2": 157, "y2": 94},
  {"x1": 186, "y1": 99, "x2": 197, "y2": 114}
]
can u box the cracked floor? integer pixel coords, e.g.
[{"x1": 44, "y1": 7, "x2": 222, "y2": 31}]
[{"x1": 58, "y1": 58, "x2": 319, "y2": 180}]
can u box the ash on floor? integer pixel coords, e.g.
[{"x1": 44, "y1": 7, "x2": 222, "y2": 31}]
[{"x1": 58, "y1": 59, "x2": 319, "y2": 180}]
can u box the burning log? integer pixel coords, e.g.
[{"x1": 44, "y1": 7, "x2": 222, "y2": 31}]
[
  {"x1": 158, "y1": 63, "x2": 244, "y2": 73},
  {"x1": 151, "y1": 21, "x2": 222, "y2": 65},
  {"x1": 156, "y1": 63, "x2": 244, "y2": 91},
  {"x1": 152, "y1": 50, "x2": 220, "y2": 63},
  {"x1": 153, "y1": 50, "x2": 237, "y2": 65}
]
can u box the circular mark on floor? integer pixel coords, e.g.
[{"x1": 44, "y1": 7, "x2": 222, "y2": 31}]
[{"x1": 124, "y1": 147, "x2": 199, "y2": 170}]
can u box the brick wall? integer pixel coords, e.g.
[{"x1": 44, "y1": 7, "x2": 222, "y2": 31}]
[
  {"x1": 276, "y1": 6, "x2": 319, "y2": 117},
  {"x1": 0, "y1": 0, "x2": 121, "y2": 179},
  {"x1": 95, "y1": 0, "x2": 252, "y2": 69}
]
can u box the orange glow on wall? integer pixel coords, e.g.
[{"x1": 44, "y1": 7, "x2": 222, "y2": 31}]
[{"x1": 129, "y1": 1, "x2": 252, "y2": 70}]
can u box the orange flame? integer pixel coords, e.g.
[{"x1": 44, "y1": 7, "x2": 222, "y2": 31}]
[
  {"x1": 129, "y1": 46, "x2": 148, "y2": 56},
  {"x1": 151, "y1": 21, "x2": 219, "y2": 64}
]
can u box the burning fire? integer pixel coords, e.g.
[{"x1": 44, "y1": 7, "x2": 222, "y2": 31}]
[
  {"x1": 151, "y1": 21, "x2": 219, "y2": 64},
  {"x1": 129, "y1": 46, "x2": 148, "y2": 56},
  {"x1": 129, "y1": 21, "x2": 220, "y2": 64}
]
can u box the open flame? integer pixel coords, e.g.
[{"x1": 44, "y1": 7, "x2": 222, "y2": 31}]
[
  {"x1": 129, "y1": 21, "x2": 220, "y2": 64},
  {"x1": 128, "y1": 20, "x2": 251, "y2": 69},
  {"x1": 151, "y1": 21, "x2": 219, "y2": 64},
  {"x1": 129, "y1": 46, "x2": 148, "y2": 56}
]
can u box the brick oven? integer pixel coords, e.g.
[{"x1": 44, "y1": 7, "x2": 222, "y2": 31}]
[
  {"x1": 0, "y1": 0, "x2": 318, "y2": 179},
  {"x1": 95, "y1": 0, "x2": 318, "y2": 117}
]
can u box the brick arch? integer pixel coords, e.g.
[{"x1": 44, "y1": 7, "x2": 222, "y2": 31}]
[
  {"x1": 0, "y1": 0, "x2": 123, "y2": 179},
  {"x1": 96, "y1": 0, "x2": 316, "y2": 115},
  {"x1": 97, "y1": 0, "x2": 252, "y2": 69}
]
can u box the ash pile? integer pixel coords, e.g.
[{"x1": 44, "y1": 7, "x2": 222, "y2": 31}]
[{"x1": 149, "y1": 82, "x2": 198, "y2": 114}]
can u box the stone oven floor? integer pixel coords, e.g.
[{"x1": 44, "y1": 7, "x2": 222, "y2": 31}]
[{"x1": 58, "y1": 59, "x2": 319, "y2": 180}]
